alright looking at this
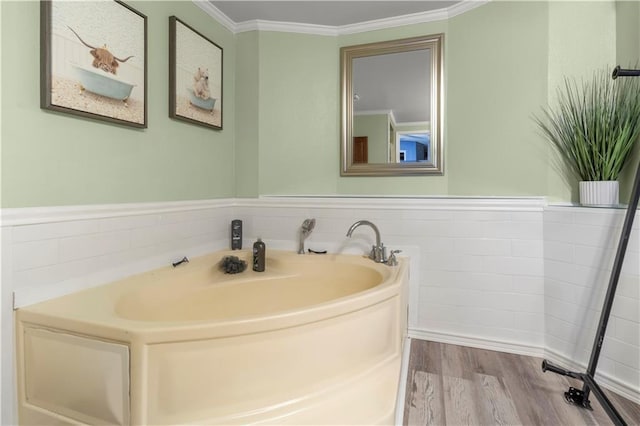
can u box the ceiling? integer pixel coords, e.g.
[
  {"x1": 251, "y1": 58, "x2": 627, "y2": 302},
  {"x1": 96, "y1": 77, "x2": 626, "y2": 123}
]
[
  {"x1": 209, "y1": 1, "x2": 462, "y2": 27},
  {"x1": 353, "y1": 49, "x2": 431, "y2": 123}
]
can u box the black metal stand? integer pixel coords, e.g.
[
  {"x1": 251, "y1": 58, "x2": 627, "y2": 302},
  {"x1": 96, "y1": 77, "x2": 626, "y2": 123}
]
[{"x1": 541, "y1": 66, "x2": 640, "y2": 426}]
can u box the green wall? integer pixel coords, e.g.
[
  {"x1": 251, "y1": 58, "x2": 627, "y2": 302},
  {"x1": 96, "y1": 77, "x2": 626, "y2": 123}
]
[
  {"x1": 250, "y1": 1, "x2": 627, "y2": 201},
  {"x1": 235, "y1": 31, "x2": 260, "y2": 198},
  {"x1": 255, "y1": 31, "x2": 338, "y2": 196},
  {"x1": 1, "y1": 1, "x2": 236, "y2": 208},
  {"x1": 546, "y1": 0, "x2": 617, "y2": 202},
  {"x1": 447, "y1": 1, "x2": 549, "y2": 198},
  {"x1": 2, "y1": 1, "x2": 636, "y2": 207},
  {"x1": 245, "y1": 1, "x2": 631, "y2": 201},
  {"x1": 616, "y1": 0, "x2": 640, "y2": 202}
]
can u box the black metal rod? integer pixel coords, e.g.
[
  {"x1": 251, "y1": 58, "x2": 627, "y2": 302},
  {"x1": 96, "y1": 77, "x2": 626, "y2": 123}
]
[
  {"x1": 172, "y1": 256, "x2": 189, "y2": 267},
  {"x1": 541, "y1": 360, "x2": 584, "y2": 380},
  {"x1": 583, "y1": 374, "x2": 627, "y2": 426},
  {"x1": 584, "y1": 150, "x2": 640, "y2": 380},
  {"x1": 540, "y1": 66, "x2": 639, "y2": 425},
  {"x1": 612, "y1": 65, "x2": 640, "y2": 79},
  {"x1": 576, "y1": 66, "x2": 640, "y2": 422}
]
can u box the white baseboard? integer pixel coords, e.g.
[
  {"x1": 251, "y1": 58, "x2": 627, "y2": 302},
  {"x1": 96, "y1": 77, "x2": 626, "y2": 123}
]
[{"x1": 408, "y1": 328, "x2": 545, "y2": 358}]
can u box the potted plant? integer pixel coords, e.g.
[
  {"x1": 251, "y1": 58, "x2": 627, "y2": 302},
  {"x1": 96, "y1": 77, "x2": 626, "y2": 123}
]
[{"x1": 535, "y1": 68, "x2": 640, "y2": 206}]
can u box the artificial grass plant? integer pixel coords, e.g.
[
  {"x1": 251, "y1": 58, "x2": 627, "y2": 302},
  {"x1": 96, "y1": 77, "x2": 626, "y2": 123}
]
[{"x1": 535, "y1": 68, "x2": 640, "y2": 181}]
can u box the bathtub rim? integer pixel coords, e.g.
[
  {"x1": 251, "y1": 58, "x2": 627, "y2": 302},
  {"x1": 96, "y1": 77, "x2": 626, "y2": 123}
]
[{"x1": 16, "y1": 250, "x2": 408, "y2": 345}]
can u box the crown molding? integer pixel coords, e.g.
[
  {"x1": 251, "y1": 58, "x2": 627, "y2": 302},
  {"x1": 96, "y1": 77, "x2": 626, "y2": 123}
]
[
  {"x1": 354, "y1": 109, "x2": 394, "y2": 117},
  {"x1": 396, "y1": 121, "x2": 430, "y2": 128},
  {"x1": 236, "y1": 19, "x2": 339, "y2": 36},
  {"x1": 194, "y1": 0, "x2": 490, "y2": 36},
  {"x1": 192, "y1": 0, "x2": 236, "y2": 33}
]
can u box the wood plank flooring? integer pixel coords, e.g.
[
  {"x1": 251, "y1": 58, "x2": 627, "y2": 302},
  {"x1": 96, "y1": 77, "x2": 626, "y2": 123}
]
[{"x1": 403, "y1": 339, "x2": 640, "y2": 425}]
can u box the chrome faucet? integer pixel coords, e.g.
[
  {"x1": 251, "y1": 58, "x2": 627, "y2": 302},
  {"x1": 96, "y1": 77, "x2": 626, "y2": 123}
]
[
  {"x1": 346, "y1": 220, "x2": 388, "y2": 263},
  {"x1": 298, "y1": 218, "x2": 316, "y2": 254}
]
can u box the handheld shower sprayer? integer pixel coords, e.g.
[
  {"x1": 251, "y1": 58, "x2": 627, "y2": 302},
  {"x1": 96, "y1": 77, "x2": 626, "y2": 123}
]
[{"x1": 298, "y1": 218, "x2": 316, "y2": 254}]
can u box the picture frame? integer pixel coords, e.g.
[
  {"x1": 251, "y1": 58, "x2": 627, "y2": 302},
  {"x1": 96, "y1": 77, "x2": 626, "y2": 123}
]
[
  {"x1": 169, "y1": 16, "x2": 223, "y2": 130},
  {"x1": 40, "y1": 0, "x2": 147, "y2": 128}
]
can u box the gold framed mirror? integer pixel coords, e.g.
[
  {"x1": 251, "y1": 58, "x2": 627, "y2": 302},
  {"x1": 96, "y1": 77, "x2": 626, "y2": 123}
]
[{"x1": 340, "y1": 34, "x2": 444, "y2": 176}]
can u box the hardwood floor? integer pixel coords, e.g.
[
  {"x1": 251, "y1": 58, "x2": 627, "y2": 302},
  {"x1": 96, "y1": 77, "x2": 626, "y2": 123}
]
[{"x1": 403, "y1": 339, "x2": 640, "y2": 425}]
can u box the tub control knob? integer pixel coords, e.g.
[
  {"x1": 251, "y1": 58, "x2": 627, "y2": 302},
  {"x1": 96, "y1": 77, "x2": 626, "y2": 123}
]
[{"x1": 386, "y1": 250, "x2": 402, "y2": 266}]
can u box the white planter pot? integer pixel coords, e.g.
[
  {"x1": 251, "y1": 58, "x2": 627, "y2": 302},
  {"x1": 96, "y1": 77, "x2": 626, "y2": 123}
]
[{"x1": 579, "y1": 181, "x2": 619, "y2": 206}]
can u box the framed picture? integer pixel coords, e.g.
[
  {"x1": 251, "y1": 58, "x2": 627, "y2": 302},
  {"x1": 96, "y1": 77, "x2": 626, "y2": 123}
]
[
  {"x1": 40, "y1": 0, "x2": 147, "y2": 128},
  {"x1": 169, "y1": 16, "x2": 223, "y2": 130}
]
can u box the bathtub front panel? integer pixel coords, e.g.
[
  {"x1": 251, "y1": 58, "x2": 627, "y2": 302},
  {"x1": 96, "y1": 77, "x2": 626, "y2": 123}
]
[
  {"x1": 144, "y1": 296, "x2": 400, "y2": 424},
  {"x1": 18, "y1": 326, "x2": 130, "y2": 425}
]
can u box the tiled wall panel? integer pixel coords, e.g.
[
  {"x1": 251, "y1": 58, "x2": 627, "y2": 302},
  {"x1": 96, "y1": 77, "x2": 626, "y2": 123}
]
[
  {"x1": 544, "y1": 206, "x2": 640, "y2": 399},
  {"x1": 3, "y1": 201, "x2": 235, "y2": 307},
  {"x1": 2, "y1": 197, "x2": 639, "y2": 423}
]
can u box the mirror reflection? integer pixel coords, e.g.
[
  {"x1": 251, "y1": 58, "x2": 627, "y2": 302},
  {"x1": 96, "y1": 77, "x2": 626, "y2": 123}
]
[
  {"x1": 341, "y1": 34, "x2": 444, "y2": 176},
  {"x1": 397, "y1": 131, "x2": 430, "y2": 163}
]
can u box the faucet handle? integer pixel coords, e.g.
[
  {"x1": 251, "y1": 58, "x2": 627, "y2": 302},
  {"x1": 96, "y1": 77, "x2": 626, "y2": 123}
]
[{"x1": 386, "y1": 249, "x2": 402, "y2": 266}]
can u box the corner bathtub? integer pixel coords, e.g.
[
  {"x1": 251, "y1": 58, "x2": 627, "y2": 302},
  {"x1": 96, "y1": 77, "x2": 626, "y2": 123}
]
[{"x1": 16, "y1": 250, "x2": 408, "y2": 425}]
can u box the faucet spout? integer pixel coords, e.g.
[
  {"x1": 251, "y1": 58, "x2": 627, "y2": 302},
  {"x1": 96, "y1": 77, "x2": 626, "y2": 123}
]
[
  {"x1": 346, "y1": 220, "x2": 386, "y2": 263},
  {"x1": 346, "y1": 220, "x2": 381, "y2": 246}
]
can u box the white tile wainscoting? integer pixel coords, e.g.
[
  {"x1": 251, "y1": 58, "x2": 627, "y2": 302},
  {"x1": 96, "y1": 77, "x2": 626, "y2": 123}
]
[
  {"x1": 543, "y1": 206, "x2": 640, "y2": 403},
  {"x1": 1, "y1": 197, "x2": 638, "y2": 424}
]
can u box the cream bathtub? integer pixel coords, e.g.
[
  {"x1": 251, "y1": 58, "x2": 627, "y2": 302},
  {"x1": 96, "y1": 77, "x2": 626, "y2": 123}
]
[{"x1": 16, "y1": 250, "x2": 408, "y2": 425}]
